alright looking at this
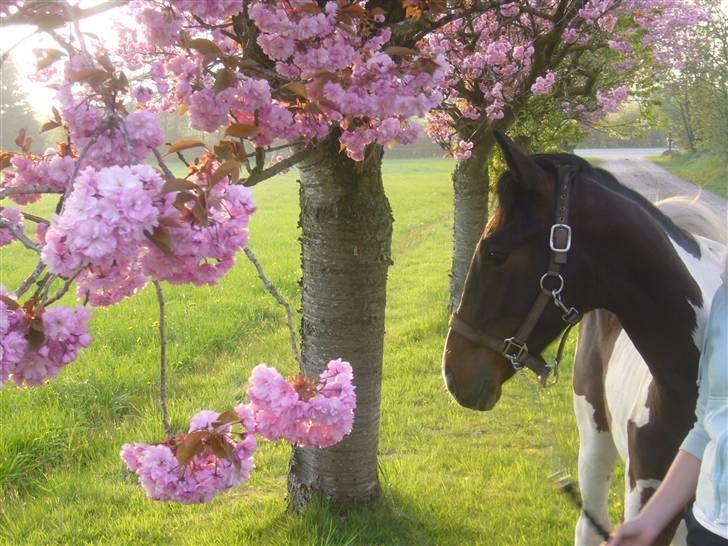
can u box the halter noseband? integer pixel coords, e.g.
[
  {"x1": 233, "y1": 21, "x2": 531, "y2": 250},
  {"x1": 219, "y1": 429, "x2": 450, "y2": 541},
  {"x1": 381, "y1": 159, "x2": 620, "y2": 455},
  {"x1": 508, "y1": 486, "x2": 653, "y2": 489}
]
[{"x1": 448, "y1": 167, "x2": 581, "y2": 387}]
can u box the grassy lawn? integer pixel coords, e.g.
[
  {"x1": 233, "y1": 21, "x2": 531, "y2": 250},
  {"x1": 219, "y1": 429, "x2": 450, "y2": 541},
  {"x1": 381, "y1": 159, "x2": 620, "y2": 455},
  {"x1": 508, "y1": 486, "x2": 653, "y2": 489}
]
[
  {"x1": 0, "y1": 158, "x2": 624, "y2": 545},
  {"x1": 651, "y1": 151, "x2": 728, "y2": 199}
]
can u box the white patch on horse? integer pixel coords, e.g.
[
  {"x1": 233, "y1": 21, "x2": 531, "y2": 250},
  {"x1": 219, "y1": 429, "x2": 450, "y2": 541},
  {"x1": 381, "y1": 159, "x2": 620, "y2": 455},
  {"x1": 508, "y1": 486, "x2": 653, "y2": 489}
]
[
  {"x1": 604, "y1": 332, "x2": 652, "y2": 461},
  {"x1": 670, "y1": 236, "x2": 726, "y2": 348},
  {"x1": 625, "y1": 478, "x2": 662, "y2": 520},
  {"x1": 574, "y1": 394, "x2": 618, "y2": 546}
]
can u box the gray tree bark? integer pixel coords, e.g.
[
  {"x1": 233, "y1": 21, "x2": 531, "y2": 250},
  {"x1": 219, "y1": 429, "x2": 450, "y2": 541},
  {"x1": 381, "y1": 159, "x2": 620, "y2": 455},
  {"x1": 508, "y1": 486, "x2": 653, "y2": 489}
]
[
  {"x1": 288, "y1": 134, "x2": 392, "y2": 510},
  {"x1": 449, "y1": 141, "x2": 491, "y2": 310}
]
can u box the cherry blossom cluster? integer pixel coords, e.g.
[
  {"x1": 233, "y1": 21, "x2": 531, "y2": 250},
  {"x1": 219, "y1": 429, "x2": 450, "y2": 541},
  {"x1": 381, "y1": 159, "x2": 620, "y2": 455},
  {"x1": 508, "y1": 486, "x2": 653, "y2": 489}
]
[
  {"x1": 114, "y1": 0, "x2": 448, "y2": 160},
  {"x1": 423, "y1": 0, "x2": 709, "y2": 159},
  {"x1": 121, "y1": 361, "x2": 356, "y2": 503},
  {"x1": 248, "y1": 359, "x2": 356, "y2": 448},
  {"x1": 41, "y1": 164, "x2": 166, "y2": 305},
  {"x1": 120, "y1": 405, "x2": 257, "y2": 504},
  {"x1": 40, "y1": 163, "x2": 256, "y2": 306},
  {"x1": 141, "y1": 175, "x2": 256, "y2": 286},
  {"x1": 3, "y1": 149, "x2": 74, "y2": 205},
  {"x1": 57, "y1": 79, "x2": 165, "y2": 169},
  {"x1": 0, "y1": 290, "x2": 92, "y2": 387},
  {"x1": 0, "y1": 207, "x2": 24, "y2": 247}
]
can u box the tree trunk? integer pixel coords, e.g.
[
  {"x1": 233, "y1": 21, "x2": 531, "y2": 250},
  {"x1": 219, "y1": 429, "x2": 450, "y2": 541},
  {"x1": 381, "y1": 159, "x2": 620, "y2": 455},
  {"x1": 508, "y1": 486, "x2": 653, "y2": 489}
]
[
  {"x1": 288, "y1": 134, "x2": 392, "y2": 511},
  {"x1": 449, "y1": 141, "x2": 491, "y2": 311}
]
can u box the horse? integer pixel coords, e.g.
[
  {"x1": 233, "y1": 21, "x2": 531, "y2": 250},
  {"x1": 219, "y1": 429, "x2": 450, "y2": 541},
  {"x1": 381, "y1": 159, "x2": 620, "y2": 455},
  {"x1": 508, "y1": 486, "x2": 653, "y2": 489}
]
[{"x1": 442, "y1": 132, "x2": 726, "y2": 546}]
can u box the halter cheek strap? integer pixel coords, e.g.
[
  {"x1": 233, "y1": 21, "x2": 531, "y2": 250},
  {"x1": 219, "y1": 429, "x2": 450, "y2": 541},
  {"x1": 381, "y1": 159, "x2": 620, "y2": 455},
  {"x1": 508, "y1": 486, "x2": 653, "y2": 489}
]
[{"x1": 449, "y1": 167, "x2": 581, "y2": 386}]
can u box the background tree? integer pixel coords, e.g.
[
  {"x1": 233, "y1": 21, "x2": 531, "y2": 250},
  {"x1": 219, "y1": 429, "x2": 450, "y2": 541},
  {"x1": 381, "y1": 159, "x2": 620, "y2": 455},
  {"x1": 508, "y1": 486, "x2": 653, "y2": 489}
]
[
  {"x1": 422, "y1": 0, "x2": 709, "y2": 309},
  {"x1": 658, "y1": 5, "x2": 728, "y2": 159},
  {"x1": 0, "y1": 60, "x2": 42, "y2": 152}
]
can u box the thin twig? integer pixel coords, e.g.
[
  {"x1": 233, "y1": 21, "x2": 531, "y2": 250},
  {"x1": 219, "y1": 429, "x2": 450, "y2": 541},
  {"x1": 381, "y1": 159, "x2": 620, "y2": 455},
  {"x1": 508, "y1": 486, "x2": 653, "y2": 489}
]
[
  {"x1": 19, "y1": 211, "x2": 50, "y2": 224},
  {"x1": 152, "y1": 148, "x2": 174, "y2": 179},
  {"x1": 153, "y1": 280, "x2": 173, "y2": 437},
  {"x1": 0, "y1": 185, "x2": 64, "y2": 199},
  {"x1": 43, "y1": 268, "x2": 83, "y2": 306},
  {"x1": 0, "y1": 219, "x2": 41, "y2": 252},
  {"x1": 16, "y1": 261, "x2": 46, "y2": 298},
  {"x1": 244, "y1": 144, "x2": 317, "y2": 188},
  {"x1": 244, "y1": 247, "x2": 303, "y2": 370}
]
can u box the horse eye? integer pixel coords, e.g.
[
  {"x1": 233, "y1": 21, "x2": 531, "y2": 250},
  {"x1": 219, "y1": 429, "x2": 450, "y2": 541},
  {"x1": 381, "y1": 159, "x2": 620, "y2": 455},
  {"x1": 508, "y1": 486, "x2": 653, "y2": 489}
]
[{"x1": 483, "y1": 248, "x2": 508, "y2": 265}]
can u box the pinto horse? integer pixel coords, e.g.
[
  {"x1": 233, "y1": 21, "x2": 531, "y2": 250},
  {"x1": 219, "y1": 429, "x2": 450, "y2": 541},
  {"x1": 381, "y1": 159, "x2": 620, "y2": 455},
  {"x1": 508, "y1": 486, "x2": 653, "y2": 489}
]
[{"x1": 442, "y1": 132, "x2": 726, "y2": 545}]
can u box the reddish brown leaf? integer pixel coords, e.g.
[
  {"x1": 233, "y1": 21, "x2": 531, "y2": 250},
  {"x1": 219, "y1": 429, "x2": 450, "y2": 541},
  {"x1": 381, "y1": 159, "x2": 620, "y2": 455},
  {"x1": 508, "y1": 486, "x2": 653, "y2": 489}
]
[
  {"x1": 15, "y1": 129, "x2": 26, "y2": 149},
  {"x1": 0, "y1": 151, "x2": 14, "y2": 171},
  {"x1": 190, "y1": 201, "x2": 209, "y2": 226},
  {"x1": 157, "y1": 215, "x2": 183, "y2": 228},
  {"x1": 175, "y1": 431, "x2": 208, "y2": 466},
  {"x1": 283, "y1": 81, "x2": 308, "y2": 99},
  {"x1": 225, "y1": 124, "x2": 259, "y2": 138},
  {"x1": 160, "y1": 178, "x2": 199, "y2": 194},
  {"x1": 145, "y1": 227, "x2": 173, "y2": 256},
  {"x1": 166, "y1": 139, "x2": 206, "y2": 155},
  {"x1": 41, "y1": 120, "x2": 61, "y2": 133},
  {"x1": 36, "y1": 49, "x2": 64, "y2": 71},
  {"x1": 207, "y1": 434, "x2": 236, "y2": 463},
  {"x1": 214, "y1": 69, "x2": 235, "y2": 93},
  {"x1": 213, "y1": 140, "x2": 248, "y2": 162},
  {"x1": 212, "y1": 409, "x2": 241, "y2": 428},
  {"x1": 27, "y1": 328, "x2": 45, "y2": 350},
  {"x1": 67, "y1": 67, "x2": 109, "y2": 85},
  {"x1": 385, "y1": 46, "x2": 419, "y2": 58},
  {"x1": 173, "y1": 191, "x2": 197, "y2": 209},
  {"x1": 210, "y1": 159, "x2": 240, "y2": 186},
  {"x1": 298, "y1": 3, "x2": 322, "y2": 13},
  {"x1": 186, "y1": 38, "x2": 221, "y2": 55},
  {"x1": 0, "y1": 294, "x2": 19, "y2": 310}
]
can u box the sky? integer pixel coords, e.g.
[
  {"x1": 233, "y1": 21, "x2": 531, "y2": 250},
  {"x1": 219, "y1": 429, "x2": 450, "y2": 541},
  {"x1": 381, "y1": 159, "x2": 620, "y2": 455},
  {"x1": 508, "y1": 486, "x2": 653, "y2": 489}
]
[{"x1": 0, "y1": 1, "x2": 126, "y2": 116}]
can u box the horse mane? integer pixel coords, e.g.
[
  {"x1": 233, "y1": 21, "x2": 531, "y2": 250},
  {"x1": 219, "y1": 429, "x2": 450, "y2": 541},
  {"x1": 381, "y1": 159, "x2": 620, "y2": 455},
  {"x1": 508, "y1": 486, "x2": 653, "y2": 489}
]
[{"x1": 491, "y1": 153, "x2": 706, "y2": 258}]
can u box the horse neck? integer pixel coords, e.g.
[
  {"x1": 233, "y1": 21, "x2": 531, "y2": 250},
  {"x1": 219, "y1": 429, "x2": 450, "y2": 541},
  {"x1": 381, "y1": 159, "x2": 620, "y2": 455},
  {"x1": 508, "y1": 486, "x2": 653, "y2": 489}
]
[{"x1": 591, "y1": 194, "x2": 711, "y2": 399}]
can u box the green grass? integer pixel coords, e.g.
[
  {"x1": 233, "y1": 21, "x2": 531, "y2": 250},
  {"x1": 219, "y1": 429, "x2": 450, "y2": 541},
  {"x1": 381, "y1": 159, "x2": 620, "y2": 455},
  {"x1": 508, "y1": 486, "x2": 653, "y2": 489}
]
[
  {"x1": 0, "y1": 158, "x2": 625, "y2": 545},
  {"x1": 651, "y1": 151, "x2": 728, "y2": 199}
]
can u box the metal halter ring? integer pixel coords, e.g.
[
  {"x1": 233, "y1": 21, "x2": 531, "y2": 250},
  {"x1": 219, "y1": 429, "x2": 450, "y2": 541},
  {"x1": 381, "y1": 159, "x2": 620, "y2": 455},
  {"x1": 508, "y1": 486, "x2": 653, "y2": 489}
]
[
  {"x1": 540, "y1": 272, "x2": 564, "y2": 296},
  {"x1": 502, "y1": 337, "x2": 528, "y2": 367}
]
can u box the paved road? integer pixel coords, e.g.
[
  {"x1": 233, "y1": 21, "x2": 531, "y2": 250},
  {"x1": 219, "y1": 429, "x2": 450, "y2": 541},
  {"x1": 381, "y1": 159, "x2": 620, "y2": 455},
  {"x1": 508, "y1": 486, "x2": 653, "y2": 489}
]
[{"x1": 574, "y1": 148, "x2": 727, "y2": 221}]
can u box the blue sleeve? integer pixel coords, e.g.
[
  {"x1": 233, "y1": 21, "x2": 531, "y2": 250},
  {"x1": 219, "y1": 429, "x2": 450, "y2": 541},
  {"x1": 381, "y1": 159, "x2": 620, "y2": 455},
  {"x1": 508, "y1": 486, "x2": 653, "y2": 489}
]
[{"x1": 679, "y1": 284, "x2": 722, "y2": 459}]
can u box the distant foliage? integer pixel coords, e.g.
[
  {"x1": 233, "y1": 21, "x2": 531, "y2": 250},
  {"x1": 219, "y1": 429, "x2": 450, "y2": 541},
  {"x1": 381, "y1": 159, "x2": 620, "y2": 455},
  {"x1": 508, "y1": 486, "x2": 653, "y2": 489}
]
[{"x1": 658, "y1": 6, "x2": 728, "y2": 159}]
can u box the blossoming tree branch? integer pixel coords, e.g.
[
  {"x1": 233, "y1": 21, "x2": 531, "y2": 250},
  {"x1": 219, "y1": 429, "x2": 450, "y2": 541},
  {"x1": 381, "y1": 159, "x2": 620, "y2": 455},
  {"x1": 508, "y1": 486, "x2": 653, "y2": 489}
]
[{"x1": 0, "y1": 0, "x2": 489, "y2": 505}]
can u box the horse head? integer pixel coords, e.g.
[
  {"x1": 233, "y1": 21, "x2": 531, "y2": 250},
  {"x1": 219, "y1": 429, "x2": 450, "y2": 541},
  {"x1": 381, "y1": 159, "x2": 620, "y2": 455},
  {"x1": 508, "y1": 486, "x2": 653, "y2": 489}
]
[{"x1": 442, "y1": 132, "x2": 605, "y2": 410}]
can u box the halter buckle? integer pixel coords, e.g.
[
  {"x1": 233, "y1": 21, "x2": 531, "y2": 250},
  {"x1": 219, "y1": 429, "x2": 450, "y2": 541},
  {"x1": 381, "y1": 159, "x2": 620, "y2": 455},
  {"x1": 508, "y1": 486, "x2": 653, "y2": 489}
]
[
  {"x1": 561, "y1": 307, "x2": 580, "y2": 324},
  {"x1": 550, "y1": 223, "x2": 572, "y2": 253},
  {"x1": 502, "y1": 337, "x2": 528, "y2": 365}
]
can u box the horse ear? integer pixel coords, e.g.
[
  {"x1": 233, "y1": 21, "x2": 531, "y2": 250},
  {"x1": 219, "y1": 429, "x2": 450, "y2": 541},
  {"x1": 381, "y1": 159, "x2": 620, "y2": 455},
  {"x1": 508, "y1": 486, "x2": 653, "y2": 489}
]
[{"x1": 493, "y1": 130, "x2": 546, "y2": 190}]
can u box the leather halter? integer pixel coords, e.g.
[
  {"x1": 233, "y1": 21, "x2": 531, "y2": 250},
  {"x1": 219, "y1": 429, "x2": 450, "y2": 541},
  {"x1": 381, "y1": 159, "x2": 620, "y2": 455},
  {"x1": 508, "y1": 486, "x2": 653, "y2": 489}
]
[{"x1": 448, "y1": 167, "x2": 581, "y2": 386}]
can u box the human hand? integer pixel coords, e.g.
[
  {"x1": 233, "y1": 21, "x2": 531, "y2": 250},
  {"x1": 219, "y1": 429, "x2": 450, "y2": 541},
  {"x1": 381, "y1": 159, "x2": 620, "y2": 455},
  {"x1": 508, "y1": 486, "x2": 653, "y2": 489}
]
[{"x1": 603, "y1": 516, "x2": 659, "y2": 546}]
